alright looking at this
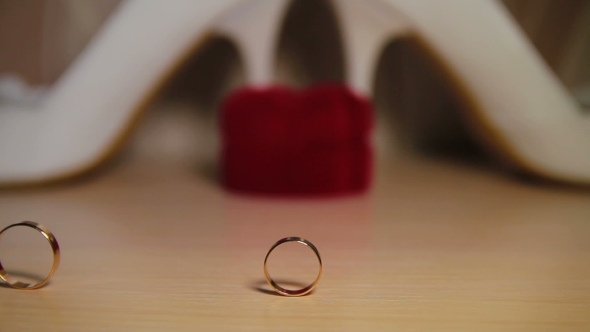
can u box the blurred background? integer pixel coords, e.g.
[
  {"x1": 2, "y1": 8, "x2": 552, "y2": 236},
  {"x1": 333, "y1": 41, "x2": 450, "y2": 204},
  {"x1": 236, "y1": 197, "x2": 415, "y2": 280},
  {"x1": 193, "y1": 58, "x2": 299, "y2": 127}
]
[
  {"x1": 1, "y1": 0, "x2": 589, "y2": 177},
  {"x1": 2, "y1": 1, "x2": 589, "y2": 89}
]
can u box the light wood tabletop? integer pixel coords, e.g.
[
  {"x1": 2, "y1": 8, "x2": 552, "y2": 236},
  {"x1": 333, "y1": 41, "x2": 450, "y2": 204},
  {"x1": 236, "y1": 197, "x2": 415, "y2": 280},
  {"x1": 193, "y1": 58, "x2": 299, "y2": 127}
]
[{"x1": 1, "y1": 156, "x2": 589, "y2": 331}]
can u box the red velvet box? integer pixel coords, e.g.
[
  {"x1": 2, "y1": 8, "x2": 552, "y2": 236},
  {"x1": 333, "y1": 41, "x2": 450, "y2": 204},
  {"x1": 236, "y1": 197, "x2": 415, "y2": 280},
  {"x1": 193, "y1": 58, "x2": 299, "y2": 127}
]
[{"x1": 220, "y1": 83, "x2": 374, "y2": 196}]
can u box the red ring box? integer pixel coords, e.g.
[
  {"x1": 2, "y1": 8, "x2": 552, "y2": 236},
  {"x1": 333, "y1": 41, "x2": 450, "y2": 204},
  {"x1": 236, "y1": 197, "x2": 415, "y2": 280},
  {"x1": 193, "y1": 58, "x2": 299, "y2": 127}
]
[{"x1": 220, "y1": 83, "x2": 374, "y2": 196}]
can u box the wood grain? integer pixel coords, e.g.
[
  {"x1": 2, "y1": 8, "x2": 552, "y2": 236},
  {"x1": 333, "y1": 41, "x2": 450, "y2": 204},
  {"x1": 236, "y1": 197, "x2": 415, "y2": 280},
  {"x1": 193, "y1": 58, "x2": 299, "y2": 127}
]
[{"x1": 1, "y1": 156, "x2": 589, "y2": 331}]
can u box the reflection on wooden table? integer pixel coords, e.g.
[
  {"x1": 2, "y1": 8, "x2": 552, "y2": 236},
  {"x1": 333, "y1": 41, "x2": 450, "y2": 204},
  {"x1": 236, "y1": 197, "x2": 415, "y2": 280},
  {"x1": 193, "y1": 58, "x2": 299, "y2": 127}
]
[{"x1": 0, "y1": 157, "x2": 589, "y2": 331}]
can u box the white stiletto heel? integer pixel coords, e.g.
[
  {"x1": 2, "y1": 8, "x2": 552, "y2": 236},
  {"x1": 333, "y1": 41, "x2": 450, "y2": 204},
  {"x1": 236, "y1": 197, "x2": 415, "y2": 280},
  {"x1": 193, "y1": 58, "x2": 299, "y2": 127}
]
[
  {"x1": 333, "y1": 0, "x2": 410, "y2": 95},
  {"x1": 213, "y1": 0, "x2": 291, "y2": 86}
]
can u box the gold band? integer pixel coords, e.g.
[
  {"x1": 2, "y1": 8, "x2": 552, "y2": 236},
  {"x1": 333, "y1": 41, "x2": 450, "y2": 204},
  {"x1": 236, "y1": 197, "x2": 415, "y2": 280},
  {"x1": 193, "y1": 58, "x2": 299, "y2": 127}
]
[
  {"x1": 0, "y1": 221, "x2": 60, "y2": 290},
  {"x1": 263, "y1": 237, "x2": 322, "y2": 296}
]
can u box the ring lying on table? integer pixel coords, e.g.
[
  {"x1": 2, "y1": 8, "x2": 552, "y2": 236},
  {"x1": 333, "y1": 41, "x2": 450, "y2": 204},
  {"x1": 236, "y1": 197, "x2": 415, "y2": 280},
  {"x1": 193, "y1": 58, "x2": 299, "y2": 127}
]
[
  {"x1": 0, "y1": 221, "x2": 60, "y2": 290},
  {"x1": 263, "y1": 237, "x2": 322, "y2": 296}
]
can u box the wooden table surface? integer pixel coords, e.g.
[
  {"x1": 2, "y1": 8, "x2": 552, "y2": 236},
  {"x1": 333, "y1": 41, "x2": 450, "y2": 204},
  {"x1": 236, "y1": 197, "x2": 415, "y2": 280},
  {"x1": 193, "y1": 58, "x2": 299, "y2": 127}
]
[{"x1": 1, "y1": 156, "x2": 589, "y2": 331}]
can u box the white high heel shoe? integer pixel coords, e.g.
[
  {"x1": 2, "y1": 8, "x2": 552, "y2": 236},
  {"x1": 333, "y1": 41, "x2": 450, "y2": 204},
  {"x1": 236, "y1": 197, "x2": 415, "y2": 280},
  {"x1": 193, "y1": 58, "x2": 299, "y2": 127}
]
[
  {"x1": 335, "y1": 0, "x2": 590, "y2": 185},
  {"x1": 1, "y1": 0, "x2": 588, "y2": 187}
]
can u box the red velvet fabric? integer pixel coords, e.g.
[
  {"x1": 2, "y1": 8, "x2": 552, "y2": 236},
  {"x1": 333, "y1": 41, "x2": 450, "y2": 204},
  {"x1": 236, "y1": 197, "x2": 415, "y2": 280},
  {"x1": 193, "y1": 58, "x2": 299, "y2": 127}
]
[{"x1": 220, "y1": 83, "x2": 374, "y2": 196}]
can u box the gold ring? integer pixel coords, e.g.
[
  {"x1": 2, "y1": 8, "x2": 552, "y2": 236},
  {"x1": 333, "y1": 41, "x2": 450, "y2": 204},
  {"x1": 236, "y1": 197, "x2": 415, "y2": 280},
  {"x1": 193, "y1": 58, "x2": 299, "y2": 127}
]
[
  {"x1": 0, "y1": 221, "x2": 60, "y2": 290},
  {"x1": 263, "y1": 237, "x2": 322, "y2": 296}
]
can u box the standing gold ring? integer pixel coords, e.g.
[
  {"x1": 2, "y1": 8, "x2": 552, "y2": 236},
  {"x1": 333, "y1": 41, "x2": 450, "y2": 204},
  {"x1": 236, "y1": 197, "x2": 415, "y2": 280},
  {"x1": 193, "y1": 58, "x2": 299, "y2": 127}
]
[
  {"x1": 263, "y1": 237, "x2": 322, "y2": 296},
  {"x1": 0, "y1": 221, "x2": 60, "y2": 290}
]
